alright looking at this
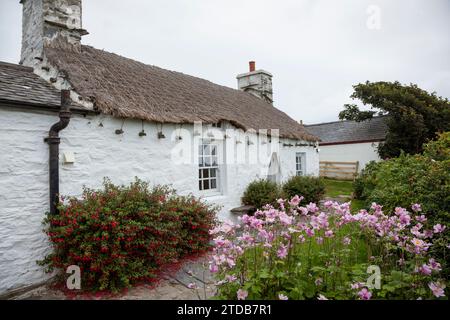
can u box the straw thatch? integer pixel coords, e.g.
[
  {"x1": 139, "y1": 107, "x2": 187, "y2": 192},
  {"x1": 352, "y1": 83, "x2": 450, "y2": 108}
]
[{"x1": 44, "y1": 44, "x2": 318, "y2": 141}]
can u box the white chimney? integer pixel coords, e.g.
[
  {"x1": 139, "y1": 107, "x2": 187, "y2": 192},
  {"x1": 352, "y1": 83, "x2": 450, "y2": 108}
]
[
  {"x1": 237, "y1": 61, "x2": 273, "y2": 104},
  {"x1": 20, "y1": 0, "x2": 88, "y2": 67}
]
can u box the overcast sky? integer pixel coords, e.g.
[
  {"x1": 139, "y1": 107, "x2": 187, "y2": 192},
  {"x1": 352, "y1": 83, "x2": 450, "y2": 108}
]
[{"x1": 0, "y1": 0, "x2": 449, "y2": 124}]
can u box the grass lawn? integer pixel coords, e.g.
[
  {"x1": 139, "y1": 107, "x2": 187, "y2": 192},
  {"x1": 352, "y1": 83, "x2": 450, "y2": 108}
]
[
  {"x1": 322, "y1": 178, "x2": 366, "y2": 213},
  {"x1": 323, "y1": 178, "x2": 354, "y2": 197}
]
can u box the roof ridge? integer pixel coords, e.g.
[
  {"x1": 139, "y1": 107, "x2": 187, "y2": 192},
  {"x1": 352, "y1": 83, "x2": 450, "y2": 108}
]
[
  {"x1": 305, "y1": 115, "x2": 388, "y2": 127},
  {"x1": 0, "y1": 61, "x2": 33, "y2": 72}
]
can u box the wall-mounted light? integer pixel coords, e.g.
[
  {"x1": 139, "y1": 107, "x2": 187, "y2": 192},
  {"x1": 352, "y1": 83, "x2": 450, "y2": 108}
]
[
  {"x1": 157, "y1": 123, "x2": 165, "y2": 139},
  {"x1": 139, "y1": 120, "x2": 147, "y2": 137},
  {"x1": 115, "y1": 119, "x2": 125, "y2": 135},
  {"x1": 157, "y1": 131, "x2": 165, "y2": 139}
]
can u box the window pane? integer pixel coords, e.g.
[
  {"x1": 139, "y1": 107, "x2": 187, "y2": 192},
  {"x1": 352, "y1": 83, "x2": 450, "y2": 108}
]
[
  {"x1": 199, "y1": 169, "x2": 202, "y2": 179},
  {"x1": 212, "y1": 156, "x2": 218, "y2": 166},
  {"x1": 199, "y1": 145, "x2": 203, "y2": 155},
  {"x1": 203, "y1": 169, "x2": 209, "y2": 178},
  {"x1": 203, "y1": 145, "x2": 210, "y2": 155},
  {"x1": 212, "y1": 146, "x2": 217, "y2": 155},
  {"x1": 211, "y1": 179, "x2": 217, "y2": 189},
  {"x1": 199, "y1": 157, "x2": 204, "y2": 167},
  {"x1": 203, "y1": 180, "x2": 210, "y2": 190},
  {"x1": 204, "y1": 156, "x2": 211, "y2": 166},
  {"x1": 210, "y1": 168, "x2": 216, "y2": 177},
  {"x1": 199, "y1": 180, "x2": 203, "y2": 190}
]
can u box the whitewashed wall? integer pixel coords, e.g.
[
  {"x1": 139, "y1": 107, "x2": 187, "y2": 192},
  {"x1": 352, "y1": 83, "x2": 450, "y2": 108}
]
[
  {"x1": 318, "y1": 142, "x2": 381, "y2": 172},
  {"x1": 0, "y1": 107, "x2": 318, "y2": 294}
]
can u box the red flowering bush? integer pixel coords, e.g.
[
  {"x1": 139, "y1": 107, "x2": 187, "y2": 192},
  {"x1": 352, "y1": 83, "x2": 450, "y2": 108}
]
[{"x1": 38, "y1": 178, "x2": 218, "y2": 292}]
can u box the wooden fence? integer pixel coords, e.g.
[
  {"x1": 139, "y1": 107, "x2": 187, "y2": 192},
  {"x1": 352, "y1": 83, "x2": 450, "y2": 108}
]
[{"x1": 319, "y1": 161, "x2": 359, "y2": 180}]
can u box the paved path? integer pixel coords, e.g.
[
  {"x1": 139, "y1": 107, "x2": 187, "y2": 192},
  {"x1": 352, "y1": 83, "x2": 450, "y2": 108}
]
[{"x1": 11, "y1": 255, "x2": 216, "y2": 300}]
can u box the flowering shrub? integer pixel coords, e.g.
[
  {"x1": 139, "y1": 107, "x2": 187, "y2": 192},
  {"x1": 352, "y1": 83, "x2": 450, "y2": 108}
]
[
  {"x1": 354, "y1": 133, "x2": 450, "y2": 277},
  {"x1": 210, "y1": 196, "x2": 448, "y2": 300},
  {"x1": 39, "y1": 178, "x2": 218, "y2": 292}
]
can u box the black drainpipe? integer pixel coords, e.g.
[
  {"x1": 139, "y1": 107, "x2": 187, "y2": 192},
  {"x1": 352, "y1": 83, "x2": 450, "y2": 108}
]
[{"x1": 44, "y1": 90, "x2": 72, "y2": 215}]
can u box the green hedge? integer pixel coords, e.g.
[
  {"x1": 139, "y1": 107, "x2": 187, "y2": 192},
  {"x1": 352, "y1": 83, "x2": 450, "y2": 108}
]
[
  {"x1": 282, "y1": 176, "x2": 325, "y2": 204},
  {"x1": 241, "y1": 179, "x2": 281, "y2": 210}
]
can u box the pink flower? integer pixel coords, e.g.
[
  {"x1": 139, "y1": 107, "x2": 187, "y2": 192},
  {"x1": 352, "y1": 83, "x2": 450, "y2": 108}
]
[
  {"x1": 316, "y1": 237, "x2": 324, "y2": 245},
  {"x1": 226, "y1": 275, "x2": 237, "y2": 282},
  {"x1": 278, "y1": 293, "x2": 288, "y2": 300},
  {"x1": 277, "y1": 244, "x2": 288, "y2": 259},
  {"x1": 305, "y1": 228, "x2": 315, "y2": 237},
  {"x1": 277, "y1": 198, "x2": 285, "y2": 210},
  {"x1": 428, "y1": 258, "x2": 442, "y2": 272},
  {"x1": 358, "y1": 288, "x2": 372, "y2": 300},
  {"x1": 237, "y1": 289, "x2": 248, "y2": 300},
  {"x1": 306, "y1": 202, "x2": 319, "y2": 213},
  {"x1": 343, "y1": 237, "x2": 351, "y2": 246},
  {"x1": 288, "y1": 195, "x2": 303, "y2": 207},
  {"x1": 428, "y1": 282, "x2": 446, "y2": 298},
  {"x1": 415, "y1": 215, "x2": 427, "y2": 223},
  {"x1": 187, "y1": 283, "x2": 198, "y2": 289},
  {"x1": 279, "y1": 212, "x2": 293, "y2": 226},
  {"x1": 325, "y1": 230, "x2": 334, "y2": 238},
  {"x1": 411, "y1": 203, "x2": 422, "y2": 212},
  {"x1": 315, "y1": 278, "x2": 323, "y2": 286},
  {"x1": 418, "y1": 264, "x2": 432, "y2": 276},
  {"x1": 351, "y1": 282, "x2": 365, "y2": 290},
  {"x1": 433, "y1": 224, "x2": 446, "y2": 234},
  {"x1": 209, "y1": 264, "x2": 219, "y2": 273}
]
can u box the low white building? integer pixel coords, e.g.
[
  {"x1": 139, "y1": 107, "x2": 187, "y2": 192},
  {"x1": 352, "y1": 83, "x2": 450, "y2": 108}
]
[
  {"x1": 0, "y1": 0, "x2": 319, "y2": 295},
  {"x1": 305, "y1": 117, "x2": 388, "y2": 174}
]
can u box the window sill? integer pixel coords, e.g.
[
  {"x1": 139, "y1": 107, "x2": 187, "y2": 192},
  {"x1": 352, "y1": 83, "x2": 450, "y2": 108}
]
[{"x1": 200, "y1": 191, "x2": 225, "y2": 200}]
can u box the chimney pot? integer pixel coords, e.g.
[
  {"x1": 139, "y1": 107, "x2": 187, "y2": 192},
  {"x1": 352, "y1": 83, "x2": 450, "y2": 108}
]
[{"x1": 249, "y1": 61, "x2": 256, "y2": 72}]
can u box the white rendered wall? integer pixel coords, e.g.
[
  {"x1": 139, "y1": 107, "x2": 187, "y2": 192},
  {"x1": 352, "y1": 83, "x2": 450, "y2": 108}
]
[
  {"x1": 0, "y1": 108, "x2": 318, "y2": 293},
  {"x1": 318, "y1": 142, "x2": 381, "y2": 172}
]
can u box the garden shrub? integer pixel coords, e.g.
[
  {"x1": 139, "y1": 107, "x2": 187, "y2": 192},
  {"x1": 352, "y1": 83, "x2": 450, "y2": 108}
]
[
  {"x1": 241, "y1": 179, "x2": 281, "y2": 210},
  {"x1": 354, "y1": 133, "x2": 449, "y2": 220},
  {"x1": 353, "y1": 161, "x2": 381, "y2": 200},
  {"x1": 210, "y1": 198, "x2": 448, "y2": 300},
  {"x1": 352, "y1": 132, "x2": 450, "y2": 277},
  {"x1": 39, "y1": 178, "x2": 218, "y2": 293},
  {"x1": 282, "y1": 176, "x2": 325, "y2": 204}
]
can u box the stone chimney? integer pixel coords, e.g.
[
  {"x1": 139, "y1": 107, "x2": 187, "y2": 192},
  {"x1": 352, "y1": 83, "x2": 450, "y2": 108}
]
[
  {"x1": 237, "y1": 61, "x2": 273, "y2": 104},
  {"x1": 20, "y1": 0, "x2": 88, "y2": 67}
]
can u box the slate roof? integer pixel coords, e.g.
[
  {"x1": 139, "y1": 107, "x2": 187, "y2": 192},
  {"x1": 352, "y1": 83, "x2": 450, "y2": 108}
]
[
  {"x1": 0, "y1": 61, "x2": 85, "y2": 110},
  {"x1": 305, "y1": 116, "x2": 388, "y2": 145},
  {"x1": 43, "y1": 43, "x2": 318, "y2": 141}
]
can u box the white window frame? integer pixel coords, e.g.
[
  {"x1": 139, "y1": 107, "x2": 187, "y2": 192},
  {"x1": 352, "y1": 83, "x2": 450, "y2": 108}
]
[
  {"x1": 198, "y1": 139, "x2": 220, "y2": 193},
  {"x1": 296, "y1": 152, "x2": 306, "y2": 176}
]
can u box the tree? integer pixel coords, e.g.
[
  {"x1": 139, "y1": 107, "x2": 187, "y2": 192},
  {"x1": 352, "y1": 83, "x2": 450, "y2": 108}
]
[{"x1": 339, "y1": 81, "x2": 450, "y2": 158}]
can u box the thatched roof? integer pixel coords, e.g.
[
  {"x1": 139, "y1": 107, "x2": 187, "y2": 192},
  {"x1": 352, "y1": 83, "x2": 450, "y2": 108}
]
[{"x1": 44, "y1": 44, "x2": 318, "y2": 141}]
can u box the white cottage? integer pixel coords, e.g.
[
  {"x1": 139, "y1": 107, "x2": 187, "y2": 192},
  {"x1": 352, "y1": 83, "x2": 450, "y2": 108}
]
[
  {"x1": 0, "y1": 0, "x2": 319, "y2": 295},
  {"x1": 305, "y1": 117, "x2": 388, "y2": 174}
]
